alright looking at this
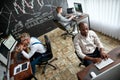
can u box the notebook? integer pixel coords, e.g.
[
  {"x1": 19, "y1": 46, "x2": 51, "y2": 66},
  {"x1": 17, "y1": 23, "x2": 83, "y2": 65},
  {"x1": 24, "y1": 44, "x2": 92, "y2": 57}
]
[
  {"x1": 14, "y1": 62, "x2": 29, "y2": 75},
  {"x1": 95, "y1": 58, "x2": 114, "y2": 69}
]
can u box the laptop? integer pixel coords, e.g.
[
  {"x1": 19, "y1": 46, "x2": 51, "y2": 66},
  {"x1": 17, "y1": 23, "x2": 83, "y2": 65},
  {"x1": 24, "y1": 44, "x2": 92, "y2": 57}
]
[{"x1": 0, "y1": 34, "x2": 17, "y2": 65}]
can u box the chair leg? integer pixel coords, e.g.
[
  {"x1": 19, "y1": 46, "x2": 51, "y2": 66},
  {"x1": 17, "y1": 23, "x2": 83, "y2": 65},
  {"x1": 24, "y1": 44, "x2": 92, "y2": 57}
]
[
  {"x1": 49, "y1": 57, "x2": 58, "y2": 63},
  {"x1": 32, "y1": 75, "x2": 38, "y2": 80},
  {"x1": 27, "y1": 75, "x2": 37, "y2": 80},
  {"x1": 48, "y1": 63, "x2": 57, "y2": 70},
  {"x1": 61, "y1": 31, "x2": 73, "y2": 39},
  {"x1": 42, "y1": 58, "x2": 57, "y2": 74},
  {"x1": 79, "y1": 63, "x2": 82, "y2": 67}
]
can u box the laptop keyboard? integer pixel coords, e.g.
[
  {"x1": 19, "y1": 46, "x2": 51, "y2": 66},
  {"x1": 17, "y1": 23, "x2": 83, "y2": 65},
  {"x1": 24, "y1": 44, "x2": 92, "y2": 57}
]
[{"x1": 95, "y1": 58, "x2": 114, "y2": 69}]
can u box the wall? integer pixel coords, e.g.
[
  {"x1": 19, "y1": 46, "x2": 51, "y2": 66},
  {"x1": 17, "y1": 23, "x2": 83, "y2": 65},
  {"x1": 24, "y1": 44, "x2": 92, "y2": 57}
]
[
  {"x1": 67, "y1": 0, "x2": 84, "y2": 8},
  {"x1": 0, "y1": 0, "x2": 68, "y2": 40}
]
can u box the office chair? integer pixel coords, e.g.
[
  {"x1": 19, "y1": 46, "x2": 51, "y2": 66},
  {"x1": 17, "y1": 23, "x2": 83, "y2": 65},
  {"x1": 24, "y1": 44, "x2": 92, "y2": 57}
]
[
  {"x1": 72, "y1": 36, "x2": 84, "y2": 67},
  {"x1": 54, "y1": 20, "x2": 73, "y2": 39},
  {"x1": 39, "y1": 35, "x2": 57, "y2": 74}
]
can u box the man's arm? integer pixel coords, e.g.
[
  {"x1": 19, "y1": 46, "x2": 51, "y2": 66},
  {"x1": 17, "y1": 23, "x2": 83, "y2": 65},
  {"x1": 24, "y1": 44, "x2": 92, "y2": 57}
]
[
  {"x1": 93, "y1": 31, "x2": 109, "y2": 59},
  {"x1": 100, "y1": 48, "x2": 109, "y2": 59},
  {"x1": 84, "y1": 56, "x2": 102, "y2": 63},
  {"x1": 73, "y1": 35, "x2": 86, "y2": 59}
]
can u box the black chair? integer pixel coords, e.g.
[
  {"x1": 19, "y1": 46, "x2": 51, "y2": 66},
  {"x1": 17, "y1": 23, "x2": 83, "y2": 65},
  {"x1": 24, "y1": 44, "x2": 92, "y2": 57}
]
[
  {"x1": 54, "y1": 20, "x2": 74, "y2": 39},
  {"x1": 72, "y1": 36, "x2": 84, "y2": 67},
  {"x1": 40, "y1": 35, "x2": 57, "y2": 74}
]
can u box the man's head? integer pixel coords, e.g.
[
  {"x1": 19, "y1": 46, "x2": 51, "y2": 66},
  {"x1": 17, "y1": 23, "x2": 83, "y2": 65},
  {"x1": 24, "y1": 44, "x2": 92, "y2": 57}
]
[
  {"x1": 56, "y1": 7, "x2": 62, "y2": 13},
  {"x1": 20, "y1": 32, "x2": 30, "y2": 45},
  {"x1": 79, "y1": 22, "x2": 89, "y2": 37}
]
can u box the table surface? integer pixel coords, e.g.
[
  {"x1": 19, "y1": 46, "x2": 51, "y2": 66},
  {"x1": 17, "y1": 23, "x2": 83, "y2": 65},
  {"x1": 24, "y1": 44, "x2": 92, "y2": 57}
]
[
  {"x1": 72, "y1": 13, "x2": 89, "y2": 21},
  {"x1": 77, "y1": 46, "x2": 120, "y2": 80},
  {"x1": 9, "y1": 46, "x2": 33, "y2": 80}
]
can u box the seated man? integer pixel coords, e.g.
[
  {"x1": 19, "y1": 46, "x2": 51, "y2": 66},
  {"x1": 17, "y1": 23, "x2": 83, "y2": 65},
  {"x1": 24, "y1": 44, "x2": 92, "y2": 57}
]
[
  {"x1": 73, "y1": 22, "x2": 108, "y2": 66},
  {"x1": 56, "y1": 6, "x2": 78, "y2": 34},
  {"x1": 19, "y1": 32, "x2": 47, "y2": 75}
]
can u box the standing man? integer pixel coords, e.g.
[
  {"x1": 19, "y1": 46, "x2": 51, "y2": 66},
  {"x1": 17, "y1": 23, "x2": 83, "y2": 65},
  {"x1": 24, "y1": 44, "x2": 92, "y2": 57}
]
[{"x1": 73, "y1": 22, "x2": 108, "y2": 66}]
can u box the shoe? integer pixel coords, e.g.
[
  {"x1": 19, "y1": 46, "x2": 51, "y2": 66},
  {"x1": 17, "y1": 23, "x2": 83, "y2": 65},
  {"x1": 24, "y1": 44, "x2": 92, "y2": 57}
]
[{"x1": 72, "y1": 31, "x2": 78, "y2": 35}]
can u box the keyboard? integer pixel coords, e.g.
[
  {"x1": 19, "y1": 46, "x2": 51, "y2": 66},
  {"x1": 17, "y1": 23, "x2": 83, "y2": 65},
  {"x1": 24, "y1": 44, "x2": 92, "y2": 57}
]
[{"x1": 95, "y1": 58, "x2": 114, "y2": 69}]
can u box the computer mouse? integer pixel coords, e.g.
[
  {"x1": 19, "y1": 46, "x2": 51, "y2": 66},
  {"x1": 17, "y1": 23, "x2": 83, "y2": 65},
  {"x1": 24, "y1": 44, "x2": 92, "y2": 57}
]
[{"x1": 90, "y1": 71, "x2": 97, "y2": 78}]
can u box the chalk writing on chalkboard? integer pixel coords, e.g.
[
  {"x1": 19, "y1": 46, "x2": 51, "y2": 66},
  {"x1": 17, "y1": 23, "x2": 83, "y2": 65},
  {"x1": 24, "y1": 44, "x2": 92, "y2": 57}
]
[
  {"x1": 13, "y1": 0, "x2": 44, "y2": 14},
  {"x1": 11, "y1": 21, "x2": 24, "y2": 39},
  {"x1": 0, "y1": 0, "x2": 68, "y2": 39},
  {"x1": 25, "y1": 12, "x2": 54, "y2": 29}
]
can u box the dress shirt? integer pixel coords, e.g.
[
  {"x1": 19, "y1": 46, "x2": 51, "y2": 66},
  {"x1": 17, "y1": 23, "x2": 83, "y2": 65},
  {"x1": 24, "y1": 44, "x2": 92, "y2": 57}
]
[
  {"x1": 22, "y1": 37, "x2": 46, "y2": 59},
  {"x1": 74, "y1": 30, "x2": 104, "y2": 59}
]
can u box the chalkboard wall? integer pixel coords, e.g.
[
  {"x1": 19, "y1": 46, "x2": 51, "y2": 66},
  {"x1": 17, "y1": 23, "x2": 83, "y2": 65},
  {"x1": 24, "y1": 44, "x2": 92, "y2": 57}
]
[{"x1": 0, "y1": 0, "x2": 68, "y2": 40}]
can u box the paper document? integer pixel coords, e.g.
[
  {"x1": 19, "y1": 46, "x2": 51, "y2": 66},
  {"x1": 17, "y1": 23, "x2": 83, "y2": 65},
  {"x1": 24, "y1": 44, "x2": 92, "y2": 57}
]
[
  {"x1": 95, "y1": 58, "x2": 114, "y2": 69},
  {"x1": 14, "y1": 62, "x2": 29, "y2": 75}
]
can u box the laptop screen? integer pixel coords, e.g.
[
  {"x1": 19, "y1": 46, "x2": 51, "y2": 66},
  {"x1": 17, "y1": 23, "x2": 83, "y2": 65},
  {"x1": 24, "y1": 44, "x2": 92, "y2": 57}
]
[
  {"x1": 3, "y1": 34, "x2": 16, "y2": 50},
  {"x1": 0, "y1": 34, "x2": 17, "y2": 65},
  {"x1": 67, "y1": 8, "x2": 74, "y2": 14}
]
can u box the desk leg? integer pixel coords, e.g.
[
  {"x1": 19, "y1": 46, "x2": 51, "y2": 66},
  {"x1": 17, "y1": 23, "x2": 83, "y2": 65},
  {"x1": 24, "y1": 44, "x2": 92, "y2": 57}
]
[
  {"x1": 88, "y1": 15, "x2": 91, "y2": 30},
  {"x1": 27, "y1": 75, "x2": 37, "y2": 80}
]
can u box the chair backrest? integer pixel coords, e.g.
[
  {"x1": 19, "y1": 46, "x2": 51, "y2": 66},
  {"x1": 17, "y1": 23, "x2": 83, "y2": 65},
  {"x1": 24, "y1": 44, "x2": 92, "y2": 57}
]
[
  {"x1": 44, "y1": 35, "x2": 53, "y2": 58},
  {"x1": 54, "y1": 20, "x2": 67, "y2": 31}
]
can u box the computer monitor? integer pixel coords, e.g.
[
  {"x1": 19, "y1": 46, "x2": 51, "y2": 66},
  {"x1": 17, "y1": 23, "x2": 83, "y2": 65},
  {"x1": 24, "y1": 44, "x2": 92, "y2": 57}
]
[
  {"x1": 92, "y1": 62, "x2": 120, "y2": 80},
  {"x1": 0, "y1": 34, "x2": 17, "y2": 65},
  {"x1": 74, "y1": 3, "x2": 83, "y2": 13}
]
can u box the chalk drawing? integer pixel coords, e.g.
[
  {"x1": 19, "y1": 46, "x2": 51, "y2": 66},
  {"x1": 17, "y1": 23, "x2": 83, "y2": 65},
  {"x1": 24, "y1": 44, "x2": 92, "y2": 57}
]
[{"x1": 13, "y1": 0, "x2": 44, "y2": 14}]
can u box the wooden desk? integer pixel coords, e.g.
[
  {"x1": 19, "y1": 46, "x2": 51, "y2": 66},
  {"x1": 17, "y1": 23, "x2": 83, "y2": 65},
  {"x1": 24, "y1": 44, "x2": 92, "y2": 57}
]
[
  {"x1": 9, "y1": 52, "x2": 33, "y2": 80},
  {"x1": 9, "y1": 44, "x2": 37, "y2": 80},
  {"x1": 77, "y1": 46, "x2": 120, "y2": 80},
  {"x1": 72, "y1": 14, "x2": 91, "y2": 29}
]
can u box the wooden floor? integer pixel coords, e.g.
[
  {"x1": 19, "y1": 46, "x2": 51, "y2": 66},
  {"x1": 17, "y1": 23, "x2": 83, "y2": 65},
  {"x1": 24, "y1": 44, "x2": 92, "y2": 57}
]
[{"x1": 33, "y1": 28, "x2": 120, "y2": 80}]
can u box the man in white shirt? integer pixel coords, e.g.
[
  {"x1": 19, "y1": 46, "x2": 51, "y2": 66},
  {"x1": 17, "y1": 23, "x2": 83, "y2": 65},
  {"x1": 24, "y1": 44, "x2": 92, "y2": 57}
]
[
  {"x1": 73, "y1": 22, "x2": 108, "y2": 66},
  {"x1": 20, "y1": 33, "x2": 46, "y2": 75}
]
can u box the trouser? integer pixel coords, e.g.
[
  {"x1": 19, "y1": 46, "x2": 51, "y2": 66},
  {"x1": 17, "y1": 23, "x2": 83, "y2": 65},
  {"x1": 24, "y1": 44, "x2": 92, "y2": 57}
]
[
  {"x1": 30, "y1": 52, "x2": 42, "y2": 75},
  {"x1": 71, "y1": 21, "x2": 78, "y2": 31},
  {"x1": 83, "y1": 47, "x2": 101, "y2": 67},
  {"x1": 65, "y1": 21, "x2": 78, "y2": 33},
  {"x1": 31, "y1": 56, "x2": 41, "y2": 75},
  {"x1": 30, "y1": 52, "x2": 48, "y2": 75}
]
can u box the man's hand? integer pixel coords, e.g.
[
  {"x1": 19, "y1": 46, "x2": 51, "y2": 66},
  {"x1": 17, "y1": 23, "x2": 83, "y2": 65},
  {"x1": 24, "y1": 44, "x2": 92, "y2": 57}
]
[
  {"x1": 100, "y1": 51, "x2": 109, "y2": 59},
  {"x1": 85, "y1": 56, "x2": 102, "y2": 63},
  {"x1": 91, "y1": 58, "x2": 102, "y2": 63}
]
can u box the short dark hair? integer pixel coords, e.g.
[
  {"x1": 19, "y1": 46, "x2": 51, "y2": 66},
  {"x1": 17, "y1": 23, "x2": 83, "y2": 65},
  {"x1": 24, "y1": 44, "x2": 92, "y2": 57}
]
[{"x1": 79, "y1": 22, "x2": 88, "y2": 30}]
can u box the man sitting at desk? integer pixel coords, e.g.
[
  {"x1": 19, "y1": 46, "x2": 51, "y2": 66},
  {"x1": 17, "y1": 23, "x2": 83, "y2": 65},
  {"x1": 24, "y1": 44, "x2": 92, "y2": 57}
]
[
  {"x1": 73, "y1": 22, "x2": 109, "y2": 66},
  {"x1": 56, "y1": 6, "x2": 78, "y2": 34},
  {"x1": 19, "y1": 32, "x2": 47, "y2": 75}
]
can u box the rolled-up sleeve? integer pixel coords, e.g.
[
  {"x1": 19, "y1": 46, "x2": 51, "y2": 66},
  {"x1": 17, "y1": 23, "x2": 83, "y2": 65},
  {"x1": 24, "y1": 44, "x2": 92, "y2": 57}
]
[
  {"x1": 73, "y1": 35, "x2": 86, "y2": 59},
  {"x1": 22, "y1": 50, "x2": 30, "y2": 59},
  {"x1": 21, "y1": 46, "x2": 37, "y2": 59},
  {"x1": 57, "y1": 14, "x2": 71, "y2": 22}
]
